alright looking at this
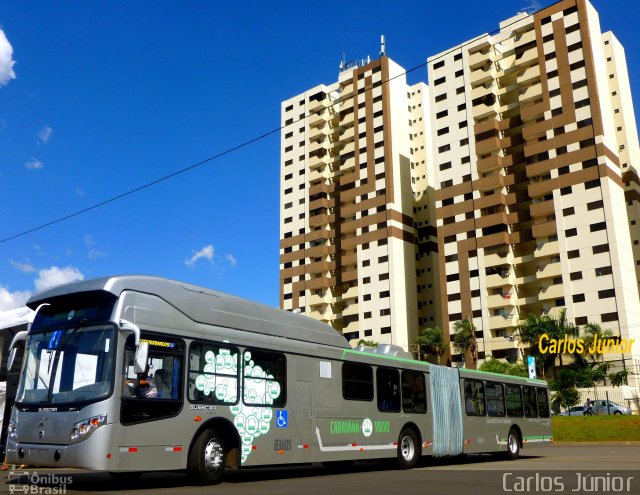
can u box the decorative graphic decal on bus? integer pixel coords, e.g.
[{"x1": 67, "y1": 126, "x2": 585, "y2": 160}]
[
  {"x1": 223, "y1": 351, "x2": 282, "y2": 464},
  {"x1": 194, "y1": 348, "x2": 238, "y2": 402}
]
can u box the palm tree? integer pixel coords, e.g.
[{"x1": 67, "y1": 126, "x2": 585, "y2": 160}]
[
  {"x1": 357, "y1": 339, "x2": 378, "y2": 348},
  {"x1": 515, "y1": 313, "x2": 551, "y2": 377},
  {"x1": 451, "y1": 318, "x2": 478, "y2": 369},
  {"x1": 415, "y1": 327, "x2": 449, "y2": 364}
]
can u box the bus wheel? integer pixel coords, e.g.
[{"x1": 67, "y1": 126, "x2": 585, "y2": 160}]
[
  {"x1": 187, "y1": 429, "x2": 226, "y2": 485},
  {"x1": 397, "y1": 428, "x2": 420, "y2": 469},
  {"x1": 505, "y1": 429, "x2": 520, "y2": 460}
]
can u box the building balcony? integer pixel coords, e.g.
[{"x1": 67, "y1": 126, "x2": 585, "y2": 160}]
[
  {"x1": 489, "y1": 313, "x2": 518, "y2": 330},
  {"x1": 517, "y1": 64, "x2": 540, "y2": 85},
  {"x1": 469, "y1": 48, "x2": 492, "y2": 69},
  {"x1": 536, "y1": 261, "x2": 562, "y2": 280},
  {"x1": 487, "y1": 293, "x2": 514, "y2": 308},
  {"x1": 538, "y1": 283, "x2": 564, "y2": 302},
  {"x1": 486, "y1": 271, "x2": 511, "y2": 288},
  {"x1": 308, "y1": 111, "x2": 326, "y2": 128},
  {"x1": 484, "y1": 251, "x2": 511, "y2": 267},
  {"x1": 518, "y1": 83, "x2": 542, "y2": 105},
  {"x1": 308, "y1": 97, "x2": 328, "y2": 113},
  {"x1": 534, "y1": 240, "x2": 559, "y2": 258},
  {"x1": 470, "y1": 64, "x2": 498, "y2": 86}
]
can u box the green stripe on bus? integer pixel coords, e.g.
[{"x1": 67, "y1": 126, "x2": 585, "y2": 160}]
[
  {"x1": 341, "y1": 349, "x2": 430, "y2": 367},
  {"x1": 460, "y1": 367, "x2": 548, "y2": 384}
]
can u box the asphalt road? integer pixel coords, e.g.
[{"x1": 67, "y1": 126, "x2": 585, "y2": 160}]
[{"x1": 1, "y1": 444, "x2": 639, "y2": 495}]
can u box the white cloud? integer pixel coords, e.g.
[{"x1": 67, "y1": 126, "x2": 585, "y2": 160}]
[
  {"x1": 0, "y1": 286, "x2": 31, "y2": 312},
  {"x1": 75, "y1": 188, "x2": 85, "y2": 197},
  {"x1": 224, "y1": 254, "x2": 237, "y2": 267},
  {"x1": 186, "y1": 245, "x2": 214, "y2": 268},
  {"x1": 84, "y1": 234, "x2": 95, "y2": 247},
  {"x1": 11, "y1": 260, "x2": 37, "y2": 273},
  {"x1": 34, "y1": 266, "x2": 84, "y2": 292},
  {"x1": 38, "y1": 126, "x2": 53, "y2": 144},
  {"x1": 0, "y1": 29, "x2": 16, "y2": 86},
  {"x1": 25, "y1": 158, "x2": 43, "y2": 170}
]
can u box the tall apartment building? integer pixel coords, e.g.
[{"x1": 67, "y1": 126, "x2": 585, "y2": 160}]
[
  {"x1": 428, "y1": 0, "x2": 640, "y2": 382},
  {"x1": 279, "y1": 56, "x2": 440, "y2": 351}
]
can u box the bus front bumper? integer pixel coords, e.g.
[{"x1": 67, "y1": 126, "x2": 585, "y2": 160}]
[{"x1": 6, "y1": 425, "x2": 115, "y2": 471}]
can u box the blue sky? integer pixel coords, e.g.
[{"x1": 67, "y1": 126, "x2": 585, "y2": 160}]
[{"x1": 0, "y1": 1, "x2": 638, "y2": 312}]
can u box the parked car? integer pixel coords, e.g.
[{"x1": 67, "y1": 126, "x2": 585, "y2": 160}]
[
  {"x1": 559, "y1": 401, "x2": 632, "y2": 416},
  {"x1": 559, "y1": 406, "x2": 584, "y2": 416},
  {"x1": 593, "y1": 400, "x2": 632, "y2": 415}
]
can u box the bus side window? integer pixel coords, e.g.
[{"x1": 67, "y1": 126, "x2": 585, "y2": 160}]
[
  {"x1": 505, "y1": 384, "x2": 523, "y2": 417},
  {"x1": 486, "y1": 382, "x2": 505, "y2": 417},
  {"x1": 536, "y1": 387, "x2": 550, "y2": 418},
  {"x1": 188, "y1": 342, "x2": 239, "y2": 405},
  {"x1": 342, "y1": 362, "x2": 373, "y2": 401},
  {"x1": 376, "y1": 367, "x2": 400, "y2": 413},
  {"x1": 464, "y1": 380, "x2": 485, "y2": 416},
  {"x1": 242, "y1": 349, "x2": 286, "y2": 407},
  {"x1": 401, "y1": 370, "x2": 427, "y2": 414},
  {"x1": 523, "y1": 386, "x2": 538, "y2": 418}
]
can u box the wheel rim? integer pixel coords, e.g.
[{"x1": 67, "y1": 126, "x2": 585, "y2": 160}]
[
  {"x1": 204, "y1": 438, "x2": 224, "y2": 474},
  {"x1": 508, "y1": 433, "x2": 518, "y2": 454},
  {"x1": 400, "y1": 435, "x2": 415, "y2": 461}
]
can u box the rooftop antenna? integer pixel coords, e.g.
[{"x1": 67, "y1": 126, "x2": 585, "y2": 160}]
[
  {"x1": 339, "y1": 51, "x2": 346, "y2": 72},
  {"x1": 380, "y1": 35, "x2": 386, "y2": 57}
]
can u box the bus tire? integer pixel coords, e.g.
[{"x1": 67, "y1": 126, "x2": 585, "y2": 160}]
[
  {"x1": 397, "y1": 427, "x2": 420, "y2": 469},
  {"x1": 187, "y1": 429, "x2": 226, "y2": 485},
  {"x1": 505, "y1": 428, "x2": 520, "y2": 460}
]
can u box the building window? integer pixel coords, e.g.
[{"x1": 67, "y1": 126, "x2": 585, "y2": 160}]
[{"x1": 572, "y1": 294, "x2": 585, "y2": 303}]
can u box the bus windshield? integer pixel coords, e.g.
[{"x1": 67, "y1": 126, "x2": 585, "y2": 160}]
[{"x1": 16, "y1": 325, "x2": 116, "y2": 406}]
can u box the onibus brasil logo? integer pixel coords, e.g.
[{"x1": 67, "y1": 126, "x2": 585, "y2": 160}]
[{"x1": 194, "y1": 349, "x2": 281, "y2": 463}]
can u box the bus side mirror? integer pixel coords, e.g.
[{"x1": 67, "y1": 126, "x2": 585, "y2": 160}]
[
  {"x1": 7, "y1": 330, "x2": 28, "y2": 372},
  {"x1": 134, "y1": 342, "x2": 149, "y2": 374}
]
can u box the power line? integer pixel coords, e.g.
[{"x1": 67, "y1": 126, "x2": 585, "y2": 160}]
[{"x1": 0, "y1": 12, "x2": 534, "y2": 245}]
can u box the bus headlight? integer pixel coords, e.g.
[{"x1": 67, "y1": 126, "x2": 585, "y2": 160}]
[
  {"x1": 69, "y1": 414, "x2": 107, "y2": 444},
  {"x1": 8, "y1": 420, "x2": 17, "y2": 440}
]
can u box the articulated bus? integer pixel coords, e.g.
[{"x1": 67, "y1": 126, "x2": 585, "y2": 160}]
[{"x1": 6, "y1": 276, "x2": 552, "y2": 484}]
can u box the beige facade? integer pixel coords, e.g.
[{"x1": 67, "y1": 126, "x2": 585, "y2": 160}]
[
  {"x1": 279, "y1": 0, "x2": 639, "y2": 387},
  {"x1": 279, "y1": 56, "x2": 439, "y2": 351},
  {"x1": 429, "y1": 0, "x2": 640, "y2": 385}
]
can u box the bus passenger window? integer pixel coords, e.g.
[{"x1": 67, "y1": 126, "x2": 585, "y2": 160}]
[
  {"x1": 242, "y1": 349, "x2": 286, "y2": 407},
  {"x1": 463, "y1": 380, "x2": 485, "y2": 416},
  {"x1": 505, "y1": 384, "x2": 523, "y2": 417},
  {"x1": 485, "y1": 382, "x2": 505, "y2": 417},
  {"x1": 536, "y1": 387, "x2": 550, "y2": 418},
  {"x1": 189, "y1": 342, "x2": 239, "y2": 404},
  {"x1": 401, "y1": 371, "x2": 427, "y2": 414},
  {"x1": 342, "y1": 362, "x2": 373, "y2": 401},
  {"x1": 376, "y1": 367, "x2": 400, "y2": 413},
  {"x1": 523, "y1": 386, "x2": 538, "y2": 418}
]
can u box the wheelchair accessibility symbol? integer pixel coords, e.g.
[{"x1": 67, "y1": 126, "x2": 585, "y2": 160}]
[{"x1": 276, "y1": 410, "x2": 288, "y2": 428}]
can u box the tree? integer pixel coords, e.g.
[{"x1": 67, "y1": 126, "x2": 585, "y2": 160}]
[
  {"x1": 515, "y1": 313, "x2": 552, "y2": 377},
  {"x1": 480, "y1": 358, "x2": 528, "y2": 377},
  {"x1": 357, "y1": 339, "x2": 378, "y2": 348},
  {"x1": 415, "y1": 327, "x2": 448, "y2": 364},
  {"x1": 451, "y1": 318, "x2": 477, "y2": 369}
]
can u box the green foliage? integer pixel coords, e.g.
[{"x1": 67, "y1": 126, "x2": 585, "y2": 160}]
[
  {"x1": 479, "y1": 358, "x2": 528, "y2": 377},
  {"x1": 357, "y1": 339, "x2": 377, "y2": 348},
  {"x1": 550, "y1": 386, "x2": 580, "y2": 412},
  {"x1": 609, "y1": 369, "x2": 630, "y2": 387},
  {"x1": 452, "y1": 318, "x2": 477, "y2": 369},
  {"x1": 415, "y1": 327, "x2": 448, "y2": 364}
]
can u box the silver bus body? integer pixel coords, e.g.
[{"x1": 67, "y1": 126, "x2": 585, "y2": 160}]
[{"x1": 6, "y1": 276, "x2": 551, "y2": 482}]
